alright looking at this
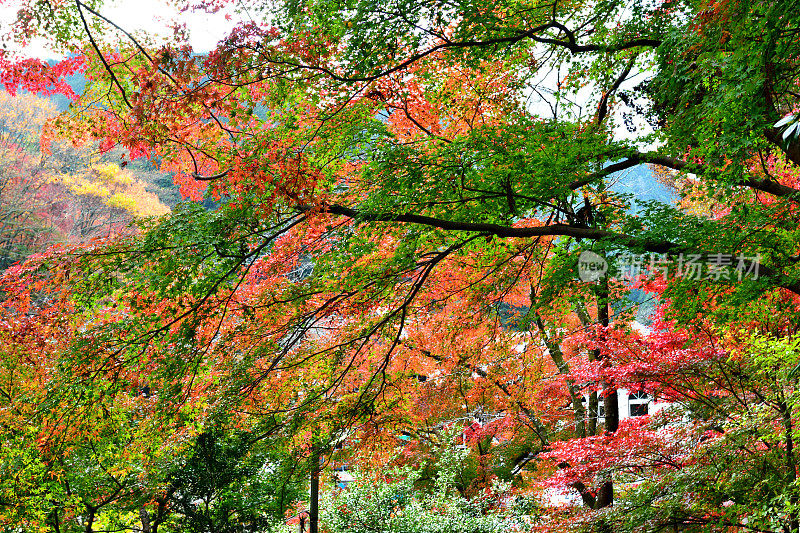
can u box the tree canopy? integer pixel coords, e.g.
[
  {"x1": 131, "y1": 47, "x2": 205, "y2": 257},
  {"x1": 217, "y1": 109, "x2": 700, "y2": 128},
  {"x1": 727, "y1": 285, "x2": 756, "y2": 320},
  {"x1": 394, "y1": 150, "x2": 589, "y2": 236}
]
[{"x1": 2, "y1": 0, "x2": 800, "y2": 531}]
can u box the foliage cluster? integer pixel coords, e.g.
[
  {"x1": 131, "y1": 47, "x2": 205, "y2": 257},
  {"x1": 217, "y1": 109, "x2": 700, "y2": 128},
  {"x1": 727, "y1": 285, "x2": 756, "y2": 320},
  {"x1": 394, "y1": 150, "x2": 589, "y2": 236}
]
[{"x1": 1, "y1": 0, "x2": 800, "y2": 531}]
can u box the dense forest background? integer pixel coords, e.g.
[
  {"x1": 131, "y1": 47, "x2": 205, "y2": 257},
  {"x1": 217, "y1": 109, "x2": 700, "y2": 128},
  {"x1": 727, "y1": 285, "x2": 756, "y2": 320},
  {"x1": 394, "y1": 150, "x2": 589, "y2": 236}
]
[{"x1": 1, "y1": 0, "x2": 800, "y2": 532}]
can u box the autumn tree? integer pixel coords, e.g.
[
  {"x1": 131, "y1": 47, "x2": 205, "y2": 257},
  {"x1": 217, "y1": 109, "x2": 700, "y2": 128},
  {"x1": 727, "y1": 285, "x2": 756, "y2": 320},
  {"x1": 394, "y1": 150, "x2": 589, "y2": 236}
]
[
  {"x1": 2, "y1": 0, "x2": 800, "y2": 531},
  {"x1": 0, "y1": 89, "x2": 173, "y2": 269},
  {"x1": 0, "y1": 91, "x2": 61, "y2": 268}
]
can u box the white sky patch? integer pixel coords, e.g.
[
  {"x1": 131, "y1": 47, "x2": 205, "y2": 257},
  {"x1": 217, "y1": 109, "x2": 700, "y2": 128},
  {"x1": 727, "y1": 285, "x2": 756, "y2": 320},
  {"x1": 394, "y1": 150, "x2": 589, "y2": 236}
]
[
  {"x1": 1, "y1": 0, "x2": 240, "y2": 59},
  {"x1": 522, "y1": 56, "x2": 660, "y2": 150}
]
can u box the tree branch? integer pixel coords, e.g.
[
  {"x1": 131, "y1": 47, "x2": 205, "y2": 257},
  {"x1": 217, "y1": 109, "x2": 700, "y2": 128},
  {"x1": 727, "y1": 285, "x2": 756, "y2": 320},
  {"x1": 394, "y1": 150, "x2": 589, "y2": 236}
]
[
  {"x1": 570, "y1": 152, "x2": 800, "y2": 200},
  {"x1": 303, "y1": 203, "x2": 800, "y2": 295},
  {"x1": 596, "y1": 55, "x2": 637, "y2": 125},
  {"x1": 263, "y1": 22, "x2": 660, "y2": 84},
  {"x1": 75, "y1": 0, "x2": 132, "y2": 109}
]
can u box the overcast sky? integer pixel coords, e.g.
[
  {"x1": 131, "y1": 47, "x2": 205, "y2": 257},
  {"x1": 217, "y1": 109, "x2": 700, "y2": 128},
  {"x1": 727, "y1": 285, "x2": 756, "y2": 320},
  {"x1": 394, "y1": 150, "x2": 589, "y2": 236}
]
[{"x1": 1, "y1": 0, "x2": 239, "y2": 58}]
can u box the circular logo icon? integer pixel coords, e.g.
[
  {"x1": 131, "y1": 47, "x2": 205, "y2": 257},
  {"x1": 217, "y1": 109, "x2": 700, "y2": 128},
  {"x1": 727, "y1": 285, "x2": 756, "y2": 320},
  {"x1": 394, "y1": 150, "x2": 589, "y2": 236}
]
[{"x1": 578, "y1": 250, "x2": 608, "y2": 282}]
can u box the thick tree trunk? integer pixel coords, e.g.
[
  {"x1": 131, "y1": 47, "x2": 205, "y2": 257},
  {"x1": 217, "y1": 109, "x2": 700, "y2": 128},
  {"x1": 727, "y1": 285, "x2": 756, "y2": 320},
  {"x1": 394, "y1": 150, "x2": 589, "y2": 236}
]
[
  {"x1": 48, "y1": 508, "x2": 61, "y2": 533},
  {"x1": 575, "y1": 302, "x2": 600, "y2": 437},
  {"x1": 588, "y1": 391, "x2": 599, "y2": 436},
  {"x1": 594, "y1": 275, "x2": 617, "y2": 533},
  {"x1": 84, "y1": 505, "x2": 96, "y2": 533},
  {"x1": 310, "y1": 448, "x2": 320, "y2": 533},
  {"x1": 139, "y1": 507, "x2": 151, "y2": 533},
  {"x1": 596, "y1": 277, "x2": 616, "y2": 433}
]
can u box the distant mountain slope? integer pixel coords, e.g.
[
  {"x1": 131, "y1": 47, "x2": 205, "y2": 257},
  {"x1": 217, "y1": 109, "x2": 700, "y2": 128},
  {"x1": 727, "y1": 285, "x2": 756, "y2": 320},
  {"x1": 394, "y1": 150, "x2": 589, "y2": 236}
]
[
  {"x1": 608, "y1": 163, "x2": 676, "y2": 206},
  {"x1": 0, "y1": 89, "x2": 177, "y2": 268},
  {"x1": 32, "y1": 68, "x2": 181, "y2": 207}
]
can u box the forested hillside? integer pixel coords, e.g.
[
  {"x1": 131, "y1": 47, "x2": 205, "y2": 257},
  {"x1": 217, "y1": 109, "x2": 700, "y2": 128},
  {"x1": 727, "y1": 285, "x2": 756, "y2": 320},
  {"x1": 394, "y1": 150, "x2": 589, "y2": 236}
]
[
  {"x1": 0, "y1": 89, "x2": 176, "y2": 268},
  {"x1": 0, "y1": 0, "x2": 799, "y2": 532}
]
